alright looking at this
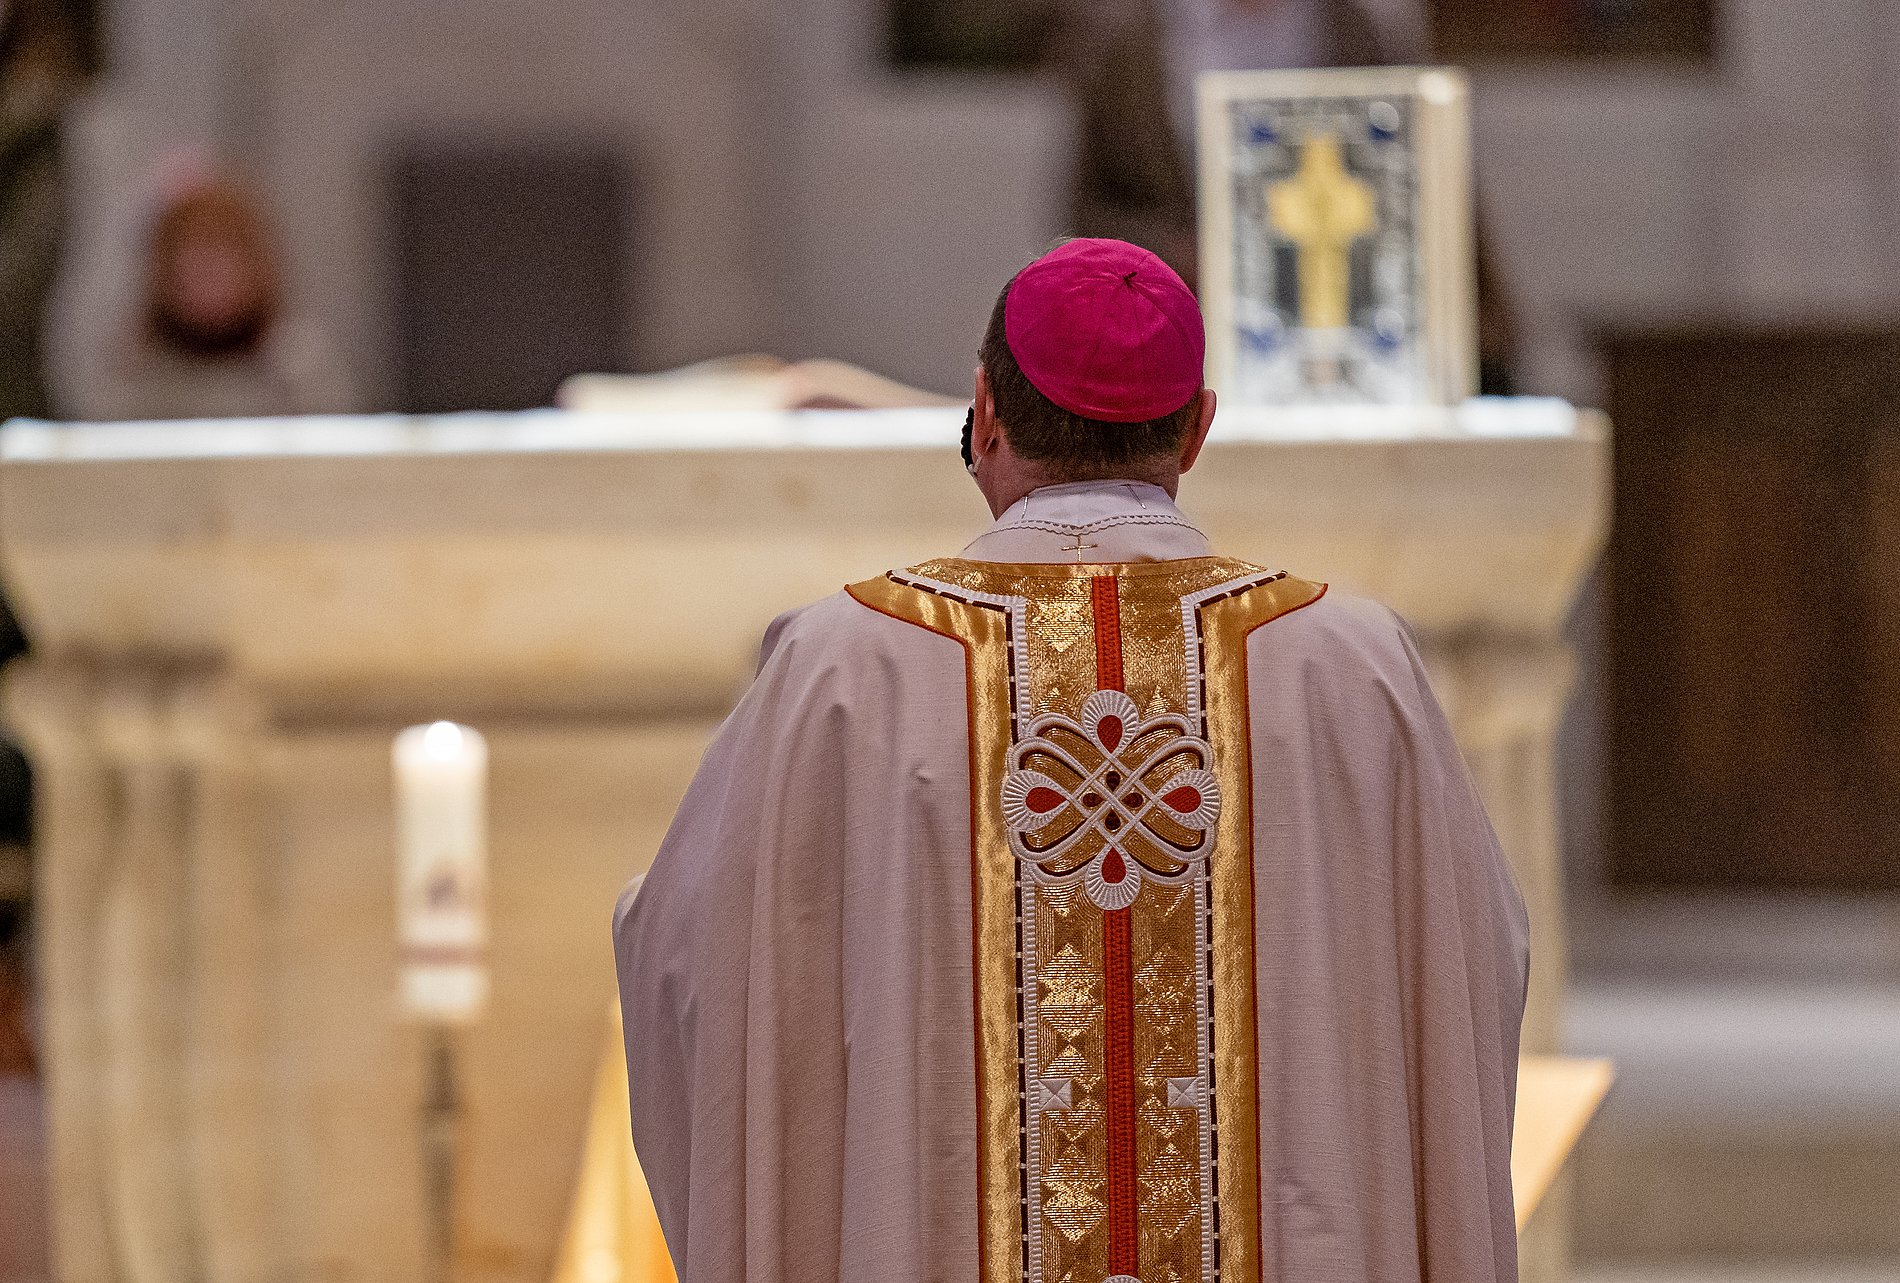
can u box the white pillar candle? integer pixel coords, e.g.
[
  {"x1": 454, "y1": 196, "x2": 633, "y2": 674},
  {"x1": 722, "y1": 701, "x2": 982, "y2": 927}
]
[{"x1": 393, "y1": 721, "x2": 490, "y2": 1023}]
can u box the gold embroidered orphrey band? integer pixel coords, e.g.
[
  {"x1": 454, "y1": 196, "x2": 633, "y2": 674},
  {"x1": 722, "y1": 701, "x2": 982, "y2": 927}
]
[{"x1": 848, "y1": 557, "x2": 1327, "y2": 1283}]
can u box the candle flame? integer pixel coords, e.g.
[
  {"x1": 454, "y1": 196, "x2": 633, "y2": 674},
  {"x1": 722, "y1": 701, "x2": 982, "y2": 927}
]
[{"x1": 422, "y1": 720, "x2": 467, "y2": 761}]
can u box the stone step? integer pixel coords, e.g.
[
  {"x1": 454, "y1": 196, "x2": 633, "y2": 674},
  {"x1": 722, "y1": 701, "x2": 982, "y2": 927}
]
[
  {"x1": 1578, "y1": 1268, "x2": 1900, "y2": 1283},
  {"x1": 1567, "y1": 980, "x2": 1900, "y2": 1263}
]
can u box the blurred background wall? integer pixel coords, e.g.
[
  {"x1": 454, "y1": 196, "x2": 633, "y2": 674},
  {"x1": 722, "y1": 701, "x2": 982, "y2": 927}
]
[
  {"x1": 47, "y1": 0, "x2": 1075, "y2": 411},
  {"x1": 5, "y1": 0, "x2": 1900, "y2": 1280},
  {"x1": 41, "y1": 0, "x2": 1900, "y2": 408}
]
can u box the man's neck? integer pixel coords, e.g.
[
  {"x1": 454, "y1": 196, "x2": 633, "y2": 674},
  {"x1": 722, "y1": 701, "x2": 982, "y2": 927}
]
[{"x1": 983, "y1": 467, "x2": 1180, "y2": 518}]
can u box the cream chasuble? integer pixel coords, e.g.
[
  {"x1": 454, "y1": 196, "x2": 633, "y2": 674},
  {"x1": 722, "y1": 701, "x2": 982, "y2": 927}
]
[{"x1": 614, "y1": 481, "x2": 1529, "y2": 1283}]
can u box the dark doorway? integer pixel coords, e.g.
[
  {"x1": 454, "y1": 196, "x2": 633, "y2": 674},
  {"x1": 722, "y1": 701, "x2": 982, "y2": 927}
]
[
  {"x1": 1604, "y1": 328, "x2": 1900, "y2": 890},
  {"x1": 1430, "y1": 0, "x2": 1716, "y2": 62},
  {"x1": 384, "y1": 137, "x2": 633, "y2": 413},
  {"x1": 884, "y1": 0, "x2": 1717, "y2": 69}
]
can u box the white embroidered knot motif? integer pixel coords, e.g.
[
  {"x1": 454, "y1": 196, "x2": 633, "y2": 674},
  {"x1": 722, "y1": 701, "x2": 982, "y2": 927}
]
[{"x1": 1001, "y1": 689, "x2": 1221, "y2": 910}]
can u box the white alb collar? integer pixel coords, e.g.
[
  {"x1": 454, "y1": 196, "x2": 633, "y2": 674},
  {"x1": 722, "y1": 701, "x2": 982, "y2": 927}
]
[{"x1": 962, "y1": 479, "x2": 1213, "y2": 564}]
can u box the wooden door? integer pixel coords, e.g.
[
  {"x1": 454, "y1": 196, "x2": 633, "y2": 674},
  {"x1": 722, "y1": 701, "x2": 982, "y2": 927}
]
[{"x1": 1605, "y1": 329, "x2": 1900, "y2": 889}]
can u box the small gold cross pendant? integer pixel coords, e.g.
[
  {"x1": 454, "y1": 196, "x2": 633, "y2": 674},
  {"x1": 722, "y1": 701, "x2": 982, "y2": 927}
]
[{"x1": 1062, "y1": 533, "x2": 1099, "y2": 562}]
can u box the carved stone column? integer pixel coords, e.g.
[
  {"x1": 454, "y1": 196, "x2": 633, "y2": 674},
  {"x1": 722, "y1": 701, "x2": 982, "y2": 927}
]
[
  {"x1": 8, "y1": 662, "x2": 291, "y2": 1283},
  {"x1": 173, "y1": 674, "x2": 283, "y2": 1283},
  {"x1": 92, "y1": 673, "x2": 199, "y2": 1283},
  {"x1": 1419, "y1": 635, "x2": 1578, "y2": 1283},
  {"x1": 8, "y1": 661, "x2": 117, "y2": 1283},
  {"x1": 1423, "y1": 635, "x2": 1574, "y2": 1057}
]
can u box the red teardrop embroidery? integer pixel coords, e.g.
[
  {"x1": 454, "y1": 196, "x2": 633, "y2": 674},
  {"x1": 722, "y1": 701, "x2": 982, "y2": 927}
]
[
  {"x1": 1098, "y1": 715, "x2": 1123, "y2": 752},
  {"x1": 1101, "y1": 848, "x2": 1126, "y2": 884},
  {"x1": 1026, "y1": 787, "x2": 1066, "y2": 814},
  {"x1": 1163, "y1": 785, "x2": 1203, "y2": 813}
]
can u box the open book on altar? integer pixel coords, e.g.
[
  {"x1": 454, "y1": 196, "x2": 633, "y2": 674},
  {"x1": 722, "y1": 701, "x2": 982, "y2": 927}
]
[{"x1": 558, "y1": 355, "x2": 964, "y2": 415}]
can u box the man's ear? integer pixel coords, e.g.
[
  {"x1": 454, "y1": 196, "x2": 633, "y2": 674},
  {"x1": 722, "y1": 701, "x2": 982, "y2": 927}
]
[
  {"x1": 1177, "y1": 387, "x2": 1217, "y2": 475},
  {"x1": 972, "y1": 366, "x2": 1003, "y2": 459}
]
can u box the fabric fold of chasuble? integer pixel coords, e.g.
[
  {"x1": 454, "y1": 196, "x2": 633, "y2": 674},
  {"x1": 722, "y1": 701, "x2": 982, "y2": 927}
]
[{"x1": 848, "y1": 556, "x2": 1325, "y2": 1283}]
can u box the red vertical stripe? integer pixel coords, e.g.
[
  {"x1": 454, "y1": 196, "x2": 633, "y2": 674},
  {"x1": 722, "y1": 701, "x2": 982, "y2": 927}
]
[
  {"x1": 1102, "y1": 908, "x2": 1138, "y2": 1273},
  {"x1": 1091, "y1": 575, "x2": 1125, "y2": 693},
  {"x1": 1091, "y1": 575, "x2": 1138, "y2": 1277}
]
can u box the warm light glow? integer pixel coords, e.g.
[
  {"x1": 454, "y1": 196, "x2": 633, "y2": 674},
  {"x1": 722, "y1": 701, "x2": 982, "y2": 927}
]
[
  {"x1": 422, "y1": 719, "x2": 467, "y2": 761},
  {"x1": 393, "y1": 720, "x2": 487, "y2": 769},
  {"x1": 392, "y1": 720, "x2": 490, "y2": 1023}
]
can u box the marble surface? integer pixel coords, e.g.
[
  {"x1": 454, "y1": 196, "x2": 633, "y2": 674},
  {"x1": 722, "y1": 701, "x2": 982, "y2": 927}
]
[
  {"x1": 0, "y1": 403, "x2": 1604, "y2": 718},
  {"x1": 1576, "y1": 1269, "x2": 1900, "y2": 1283},
  {"x1": 1566, "y1": 969, "x2": 1900, "y2": 1264},
  {"x1": 0, "y1": 398, "x2": 1584, "y2": 460},
  {"x1": 1569, "y1": 981, "x2": 1900, "y2": 1128}
]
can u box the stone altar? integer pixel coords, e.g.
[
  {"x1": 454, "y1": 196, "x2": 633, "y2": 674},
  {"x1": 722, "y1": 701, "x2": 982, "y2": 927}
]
[{"x1": 0, "y1": 400, "x2": 1604, "y2": 1282}]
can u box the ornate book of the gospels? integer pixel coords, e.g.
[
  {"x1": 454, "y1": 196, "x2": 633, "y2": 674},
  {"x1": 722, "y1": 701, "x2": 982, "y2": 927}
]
[{"x1": 1198, "y1": 67, "x2": 1478, "y2": 408}]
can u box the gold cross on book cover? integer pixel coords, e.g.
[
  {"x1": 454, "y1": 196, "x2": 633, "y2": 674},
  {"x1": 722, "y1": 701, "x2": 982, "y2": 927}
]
[{"x1": 1198, "y1": 67, "x2": 1478, "y2": 407}]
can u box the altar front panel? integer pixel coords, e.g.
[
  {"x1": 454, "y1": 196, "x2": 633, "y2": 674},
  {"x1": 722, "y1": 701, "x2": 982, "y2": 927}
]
[{"x1": 0, "y1": 407, "x2": 1604, "y2": 1282}]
